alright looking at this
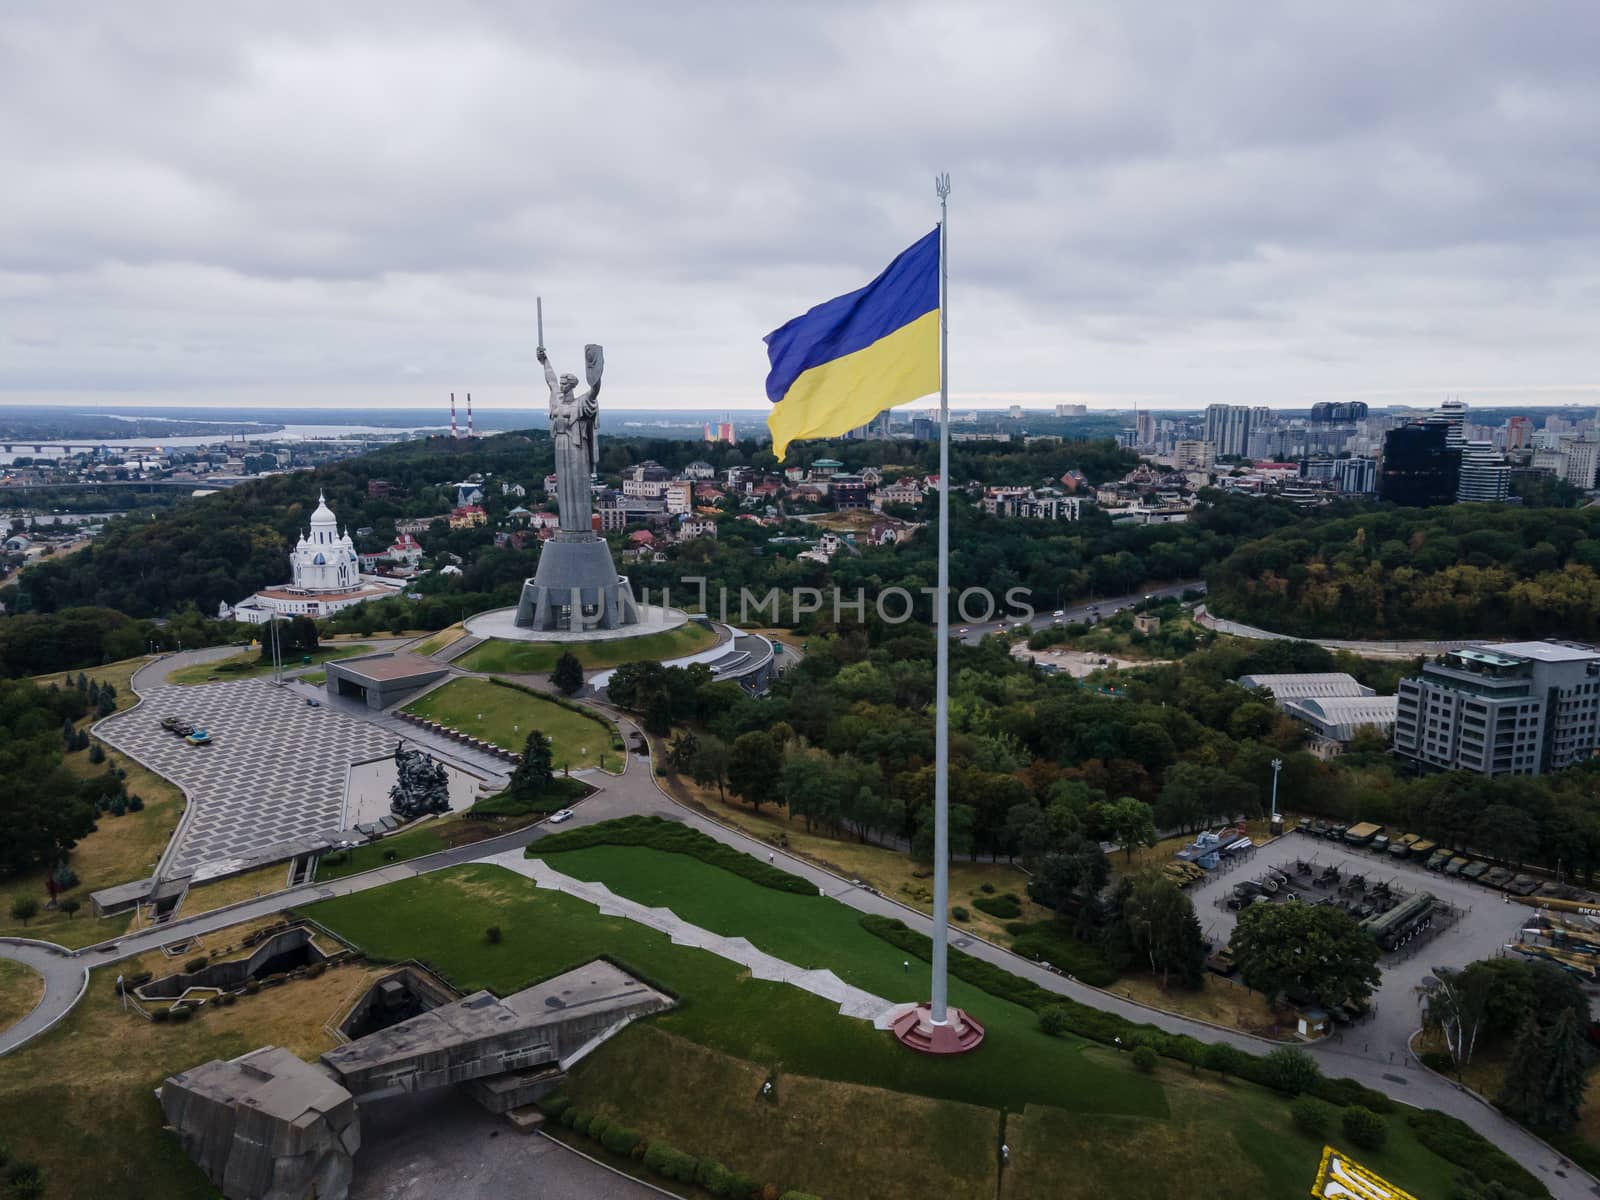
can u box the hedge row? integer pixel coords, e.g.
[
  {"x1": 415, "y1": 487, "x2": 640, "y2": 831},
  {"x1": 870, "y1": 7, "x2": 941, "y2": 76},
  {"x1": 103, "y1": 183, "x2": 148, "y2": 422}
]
[
  {"x1": 529, "y1": 816, "x2": 817, "y2": 896},
  {"x1": 1004, "y1": 920, "x2": 1120, "y2": 987},
  {"x1": 971, "y1": 893, "x2": 1021, "y2": 920},
  {"x1": 1405, "y1": 1111, "x2": 1547, "y2": 1198},
  {"x1": 537, "y1": 1095, "x2": 764, "y2": 1198},
  {"x1": 859, "y1": 914, "x2": 1394, "y2": 1114}
]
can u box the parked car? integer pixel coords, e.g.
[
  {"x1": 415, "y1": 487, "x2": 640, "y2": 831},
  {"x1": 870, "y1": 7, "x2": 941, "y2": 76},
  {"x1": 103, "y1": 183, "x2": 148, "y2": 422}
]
[
  {"x1": 306, "y1": 697, "x2": 321, "y2": 708},
  {"x1": 549, "y1": 809, "x2": 575, "y2": 824}
]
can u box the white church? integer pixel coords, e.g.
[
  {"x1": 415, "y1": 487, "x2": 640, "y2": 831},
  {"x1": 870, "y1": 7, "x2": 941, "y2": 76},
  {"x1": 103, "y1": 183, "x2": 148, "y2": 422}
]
[{"x1": 226, "y1": 492, "x2": 403, "y2": 625}]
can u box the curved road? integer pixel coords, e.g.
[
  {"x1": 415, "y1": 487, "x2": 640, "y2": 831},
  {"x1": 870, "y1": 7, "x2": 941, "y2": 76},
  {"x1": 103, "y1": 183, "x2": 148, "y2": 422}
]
[
  {"x1": 4, "y1": 636, "x2": 1594, "y2": 1198},
  {"x1": 1194, "y1": 605, "x2": 1479, "y2": 659}
]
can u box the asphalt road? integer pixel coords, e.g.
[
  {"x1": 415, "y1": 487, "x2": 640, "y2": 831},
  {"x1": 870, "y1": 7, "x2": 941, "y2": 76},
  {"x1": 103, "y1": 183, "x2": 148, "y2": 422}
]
[{"x1": 955, "y1": 579, "x2": 1205, "y2": 644}]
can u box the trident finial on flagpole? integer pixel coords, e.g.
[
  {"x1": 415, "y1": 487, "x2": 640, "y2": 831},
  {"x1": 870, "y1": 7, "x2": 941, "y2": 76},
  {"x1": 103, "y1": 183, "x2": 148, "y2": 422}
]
[{"x1": 935, "y1": 172, "x2": 951, "y2": 201}]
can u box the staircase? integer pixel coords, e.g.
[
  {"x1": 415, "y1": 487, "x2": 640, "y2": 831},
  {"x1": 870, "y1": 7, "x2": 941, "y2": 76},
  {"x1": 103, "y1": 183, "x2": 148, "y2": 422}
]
[{"x1": 434, "y1": 634, "x2": 483, "y2": 664}]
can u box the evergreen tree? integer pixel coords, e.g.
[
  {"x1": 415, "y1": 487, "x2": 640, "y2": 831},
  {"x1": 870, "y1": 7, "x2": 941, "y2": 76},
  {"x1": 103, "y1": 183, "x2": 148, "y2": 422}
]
[
  {"x1": 509, "y1": 729, "x2": 554, "y2": 804},
  {"x1": 1496, "y1": 1014, "x2": 1550, "y2": 1124},
  {"x1": 552, "y1": 651, "x2": 584, "y2": 696},
  {"x1": 643, "y1": 690, "x2": 673, "y2": 736},
  {"x1": 1540, "y1": 1006, "x2": 1589, "y2": 1132}
]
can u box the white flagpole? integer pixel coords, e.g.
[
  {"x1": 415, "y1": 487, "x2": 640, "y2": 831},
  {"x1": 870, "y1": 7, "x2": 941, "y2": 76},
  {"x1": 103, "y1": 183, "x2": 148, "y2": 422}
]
[{"x1": 931, "y1": 172, "x2": 951, "y2": 1024}]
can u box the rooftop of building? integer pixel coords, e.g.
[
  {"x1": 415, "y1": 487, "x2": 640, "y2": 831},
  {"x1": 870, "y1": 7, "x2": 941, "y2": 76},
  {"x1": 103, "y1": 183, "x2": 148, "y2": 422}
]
[
  {"x1": 1483, "y1": 640, "x2": 1600, "y2": 664},
  {"x1": 329, "y1": 652, "x2": 447, "y2": 683},
  {"x1": 1237, "y1": 672, "x2": 1374, "y2": 698}
]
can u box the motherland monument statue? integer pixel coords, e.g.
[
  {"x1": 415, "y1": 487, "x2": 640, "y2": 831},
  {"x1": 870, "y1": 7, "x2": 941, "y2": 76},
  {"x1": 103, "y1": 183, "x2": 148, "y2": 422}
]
[{"x1": 514, "y1": 299, "x2": 640, "y2": 631}]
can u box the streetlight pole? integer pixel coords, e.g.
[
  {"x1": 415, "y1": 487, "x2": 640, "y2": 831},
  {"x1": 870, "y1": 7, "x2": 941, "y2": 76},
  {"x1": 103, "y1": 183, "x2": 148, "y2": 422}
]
[{"x1": 1270, "y1": 757, "x2": 1283, "y2": 823}]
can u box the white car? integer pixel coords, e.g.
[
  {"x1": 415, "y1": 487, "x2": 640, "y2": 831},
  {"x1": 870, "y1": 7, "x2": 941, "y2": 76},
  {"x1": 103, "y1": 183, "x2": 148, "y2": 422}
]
[{"x1": 549, "y1": 809, "x2": 575, "y2": 824}]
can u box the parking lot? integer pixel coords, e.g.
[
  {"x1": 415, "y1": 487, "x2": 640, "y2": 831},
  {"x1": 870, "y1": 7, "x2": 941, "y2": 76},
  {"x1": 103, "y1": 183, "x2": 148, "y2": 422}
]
[{"x1": 1187, "y1": 830, "x2": 1536, "y2": 1060}]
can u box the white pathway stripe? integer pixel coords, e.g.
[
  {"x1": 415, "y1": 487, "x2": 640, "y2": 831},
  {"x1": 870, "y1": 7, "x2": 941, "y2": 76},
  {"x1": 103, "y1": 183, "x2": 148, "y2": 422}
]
[{"x1": 480, "y1": 849, "x2": 899, "y2": 1026}]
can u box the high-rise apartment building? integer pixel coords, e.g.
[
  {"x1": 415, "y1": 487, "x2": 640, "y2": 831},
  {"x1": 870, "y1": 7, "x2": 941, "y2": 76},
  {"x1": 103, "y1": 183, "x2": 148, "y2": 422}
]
[
  {"x1": 1054, "y1": 403, "x2": 1087, "y2": 417},
  {"x1": 1203, "y1": 404, "x2": 1253, "y2": 458},
  {"x1": 1309, "y1": 401, "x2": 1370, "y2": 423},
  {"x1": 1135, "y1": 411, "x2": 1155, "y2": 446},
  {"x1": 1394, "y1": 641, "x2": 1600, "y2": 776},
  {"x1": 1433, "y1": 400, "x2": 1468, "y2": 448},
  {"x1": 1562, "y1": 441, "x2": 1600, "y2": 489},
  {"x1": 1378, "y1": 423, "x2": 1459, "y2": 506},
  {"x1": 1334, "y1": 456, "x2": 1378, "y2": 494},
  {"x1": 1456, "y1": 442, "x2": 1510, "y2": 503},
  {"x1": 1173, "y1": 440, "x2": 1213, "y2": 469}
]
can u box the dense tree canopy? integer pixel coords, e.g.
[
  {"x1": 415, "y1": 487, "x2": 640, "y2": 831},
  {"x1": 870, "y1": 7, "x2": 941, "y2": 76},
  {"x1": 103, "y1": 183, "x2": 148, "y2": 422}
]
[{"x1": 1208, "y1": 505, "x2": 1600, "y2": 639}]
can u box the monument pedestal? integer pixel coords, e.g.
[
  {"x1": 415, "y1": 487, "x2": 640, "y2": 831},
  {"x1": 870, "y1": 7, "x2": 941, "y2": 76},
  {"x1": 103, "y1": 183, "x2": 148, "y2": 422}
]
[
  {"x1": 890, "y1": 1003, "x2": 985, "y2": 1055},
  {"x1": 515, "y1": 534, "x2": 639, "y2": 632}
]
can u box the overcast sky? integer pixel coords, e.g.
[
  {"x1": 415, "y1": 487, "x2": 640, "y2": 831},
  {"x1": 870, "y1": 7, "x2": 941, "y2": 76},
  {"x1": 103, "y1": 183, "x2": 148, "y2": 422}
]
[{"x1": 3, "y1": 2, "x2": 1598, "y2": 414}]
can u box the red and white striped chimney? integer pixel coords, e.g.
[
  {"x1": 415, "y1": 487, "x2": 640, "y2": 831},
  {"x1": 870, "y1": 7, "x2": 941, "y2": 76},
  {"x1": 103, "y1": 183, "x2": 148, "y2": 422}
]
[
  {"x1": 467, "y1": 393, "x2": 474, "y2": 438},
  {"x1": 450, "y1": 392, "x2": 458, "y2": 438}
]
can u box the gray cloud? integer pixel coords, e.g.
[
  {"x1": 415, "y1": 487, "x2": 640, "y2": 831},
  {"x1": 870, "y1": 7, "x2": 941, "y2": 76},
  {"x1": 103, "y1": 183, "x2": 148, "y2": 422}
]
[{"x1": 2, "y1": 0, "x2": 1598, "y2": 412}]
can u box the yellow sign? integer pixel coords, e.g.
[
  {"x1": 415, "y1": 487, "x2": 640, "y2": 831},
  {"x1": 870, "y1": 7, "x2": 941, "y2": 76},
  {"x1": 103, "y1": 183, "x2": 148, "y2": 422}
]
[{"x1": 1311, "y1": 1146, "x2": 1418, "y2": 1200}]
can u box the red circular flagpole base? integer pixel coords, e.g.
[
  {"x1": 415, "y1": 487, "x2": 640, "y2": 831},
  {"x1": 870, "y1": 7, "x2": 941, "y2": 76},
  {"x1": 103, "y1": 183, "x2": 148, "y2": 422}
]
[{"x1": 891, "y1": 1003, "x2": 985, "y2": 1055}]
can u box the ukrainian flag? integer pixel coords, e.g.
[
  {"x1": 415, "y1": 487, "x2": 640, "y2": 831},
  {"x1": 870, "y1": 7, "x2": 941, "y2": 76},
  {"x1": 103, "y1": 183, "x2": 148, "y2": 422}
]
[{"x1": 764, "y1": 228, "x2": 940, "y2": 460}]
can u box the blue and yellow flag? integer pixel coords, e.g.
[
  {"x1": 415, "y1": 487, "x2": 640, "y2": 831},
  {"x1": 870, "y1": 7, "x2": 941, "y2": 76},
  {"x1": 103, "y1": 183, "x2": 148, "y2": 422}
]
[{"x1": 763, "y1": 228, "x2": 940, "y2": 460}]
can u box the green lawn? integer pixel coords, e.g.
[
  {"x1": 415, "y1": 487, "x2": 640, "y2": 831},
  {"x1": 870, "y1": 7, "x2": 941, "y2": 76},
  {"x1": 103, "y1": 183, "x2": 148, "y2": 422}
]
[
  {"x1": 303, "y1": 864, "x2": 1164, "y2": 1118},
  {"x1": 455, "y1": 622, "x2": 718, "y2": 674},
  {"x1": 403, "y1": 677, "x2": 618, "y2": 770},
  {"x1": 166, "y1": 643, "x2": 373, "y2": 686},
  {"x1": 525, "y1": 841, "x2": 1470, "y2": 1200}
]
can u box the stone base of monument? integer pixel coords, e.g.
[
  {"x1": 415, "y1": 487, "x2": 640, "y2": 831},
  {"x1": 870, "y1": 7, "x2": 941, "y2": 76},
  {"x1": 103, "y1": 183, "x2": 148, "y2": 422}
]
[
  {"x1": 514, "y1": 533, "x2": 639, "y2": 631},
  {"x1": 890, "y1": 1003, "x2": 986, "y2": 1055},
  {"x1": 465, "y1": 603, "x2": 690, "y2": 644}
]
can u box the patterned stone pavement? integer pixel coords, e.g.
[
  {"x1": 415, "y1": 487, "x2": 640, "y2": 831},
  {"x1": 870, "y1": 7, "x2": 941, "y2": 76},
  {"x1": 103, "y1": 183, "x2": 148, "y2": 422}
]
[{"x1": 96, "y1": 679, "x2": 394, "y2": 877}]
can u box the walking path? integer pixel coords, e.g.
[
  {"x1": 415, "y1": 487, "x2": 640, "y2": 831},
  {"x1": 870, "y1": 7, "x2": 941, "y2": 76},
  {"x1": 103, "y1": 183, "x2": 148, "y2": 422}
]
[
  {"x1": 3, "y1": 696, "x2": 1593, "y2": 1197},
  {"x1": 0, "y1": 939, "x2": 86, "y2": 1053},
  {"x1": 484, "y1": 849, "x2": 897, "y2": 1024},
  {"x1": 1194, "y1": 605, "x2": 1478, "y2": 658}
]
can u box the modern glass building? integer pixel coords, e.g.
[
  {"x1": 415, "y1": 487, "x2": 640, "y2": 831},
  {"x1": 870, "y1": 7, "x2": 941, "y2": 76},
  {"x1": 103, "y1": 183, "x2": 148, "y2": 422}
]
[{"x1": 1378, "y1": 422, "x2": 1460, "y2": 506}]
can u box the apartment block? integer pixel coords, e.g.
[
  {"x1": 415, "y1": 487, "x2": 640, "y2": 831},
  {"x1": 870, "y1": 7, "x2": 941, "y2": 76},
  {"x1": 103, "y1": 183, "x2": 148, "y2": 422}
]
[{"x1": 1393, "y1": 641, "x2": 1600, "y2": 776}]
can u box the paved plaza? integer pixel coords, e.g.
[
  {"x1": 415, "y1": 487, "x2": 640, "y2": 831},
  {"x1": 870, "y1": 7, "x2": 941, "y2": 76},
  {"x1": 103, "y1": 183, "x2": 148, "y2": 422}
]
[
  {"x1": 1189, "y1": 832, "x2": 1534, "y2": 1059},
  {"x1": 96, "y1": 678, "x2": 394, "y2": 877}
]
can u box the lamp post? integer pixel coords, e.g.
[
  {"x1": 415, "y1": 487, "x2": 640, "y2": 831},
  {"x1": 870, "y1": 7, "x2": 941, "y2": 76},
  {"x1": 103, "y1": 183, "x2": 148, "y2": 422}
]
[{"x1": 1270, "y1": 757, "x2": 1283, "y2": 823}]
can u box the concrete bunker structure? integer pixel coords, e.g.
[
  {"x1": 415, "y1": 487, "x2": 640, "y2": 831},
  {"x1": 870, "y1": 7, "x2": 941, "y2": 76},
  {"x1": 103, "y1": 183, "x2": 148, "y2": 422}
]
[
  {"x1": 324, "y1": 651, "x2": 449, "y2": 710},
  {"x1": 161, "y1": 959, "x2": 673, "y2": 1200}
]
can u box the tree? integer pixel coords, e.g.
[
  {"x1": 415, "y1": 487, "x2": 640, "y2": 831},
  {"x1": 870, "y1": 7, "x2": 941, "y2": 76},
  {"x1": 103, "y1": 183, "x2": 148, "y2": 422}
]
[
  {"x1": 1101, "y1": 796, "x2": 1156, "y2": 861},
  {"x1": 1539, "y1": 1006, "x2": 1589, "y2": 1132},
  {"x1": 9, "y1": 895, "x2": 39, "y2": 926},
  {"x1": 508, "y1": 729, "x2": 554, "y2": 804},
  {"x1": 1495, "y1": 1014, "x2": 1548, "y2": 1125},
  {"x1": 666, "y1": 731, "x2": 700, "y2": 773},
  {"x1": 643, "y1": 691, "x2": 673, "y2": 736},
  {"x1": 1230, "y1": 902, "x2": 1381, "y2": 1009},
  {"x1": 1119, "y1": 872, "x2": 1207, "y2": 988},
  {"x1": 1026, "y1": 836, "x2": 1109, "y2": 915},
  {"x1": 1261, "y1": 1046, "x2": 1322, "y2": 1095},
  {"x1": 1421, "y1": 966, "x2": 1492, "y2": 1068},
  {"x1": 59, "y1": 897, "x2": 81, "y2": 919},
  {"x1": 552, "y1": 651, "x2": 584, "y2": 696},
  {"x1": 690, "y1": 736, "x2": 730, "y2": 804},
  {"x1": 727, "y1": 731, "x2": 783, "y2": 811}
]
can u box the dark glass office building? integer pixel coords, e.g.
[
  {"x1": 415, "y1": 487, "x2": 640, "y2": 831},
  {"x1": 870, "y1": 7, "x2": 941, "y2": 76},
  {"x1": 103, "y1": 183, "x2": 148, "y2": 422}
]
[{"x1": 1379, "y1": 422, "x2": 1460, "y2": 506}]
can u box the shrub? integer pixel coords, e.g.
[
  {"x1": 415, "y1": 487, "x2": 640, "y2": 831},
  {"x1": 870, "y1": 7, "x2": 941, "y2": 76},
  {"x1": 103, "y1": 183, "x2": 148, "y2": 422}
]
[
  {"x1": 600, "y1": 1124, "x2": 642, "y2": 1157},
  {"x1": 559, "y1": 1106, "x2": 579, "y2": 1128},
  {"x1": 244, "y1": 980, "x2": 260, "y2": 995},
  {"x1": 727, "y1": 1171, "x2": 756, "y2": 1199},
  {"x1": 1313, "y1": 1076, "x2": 1395, "y2": 1114},
  {"x1": 486, "y1": 925, "x2": 503, "y2": 945},
  {"x1": 1290, "y1": 1096, "x2": 1335, "y2": 1136},
  {"x1": 696, "y1": 1156, "x2": 734, "y2": 1194},
  {"x1": 538, "y1": 1094, "x2": 571, "y2": 1118},
  {"x1": 1131, "y1": 1045, "x2": 1158, "y2": 1072},
  {"x1": 1406, "y1": 1111, "x2": 1544, "y2": 1197},
  {"x1": 305, "y1": 961, "x2": 326, "y2": 979},
  {"x1": 1204, "y1": 1042, "x2": 1246, "y2": 1079},
  {"x1": 530, "y1": 816, "x2": 815, "y2": 895},
  {"x1": 5, "y1": 1162, "x2": 46, "y2": 1199},
  {"x1": 184, "y1": 956, "x2": 208, "y2": 973},
  {"x1": 1342, "y1": 1106, "x2": 1387, "y2": 1151},
  {"x1": 1419, "y1": 1049, "x2": 1455, "y2": 1075},
  {"x1": 972, "y1": 894, "x2": 1021, "y2": 920},
  {"x1": 1005, "y1": 920, "x2": 1120, "y2": 987},
  {"x1": 150, "y1": 1007, "x2": 170, "y2": 1023},
  {"x1": 951, "y1": 906, "x2": 970, "y2": 922},
  {"x1": 980, "y1": 882, "x2": 996, "y2": 894},
  {"x1": 643, "y1": 1142, "x2": 698, "y2": 1184},
  {"x1": 1038, "y1": 1006, "x2": 1071, "y2": 1037},
  {"x1": 1261, "y1": 1046, "x2": 1322, "y2": 1095},
  {"x1": 169, "y1": 1005, "x2": 194, "y2": 1023},
  {"x1": 128, "y1": 794, "x2": 144, "y2": 812},
  {"x1": 218, "y1": 993, "x2": 237, "y2": 1007}
]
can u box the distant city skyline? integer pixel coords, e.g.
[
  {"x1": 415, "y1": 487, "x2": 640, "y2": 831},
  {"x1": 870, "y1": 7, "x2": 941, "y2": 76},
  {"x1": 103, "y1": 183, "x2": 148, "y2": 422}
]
[{"x1": 4, "y1": 7, "x2": 1600, "y2": 414}]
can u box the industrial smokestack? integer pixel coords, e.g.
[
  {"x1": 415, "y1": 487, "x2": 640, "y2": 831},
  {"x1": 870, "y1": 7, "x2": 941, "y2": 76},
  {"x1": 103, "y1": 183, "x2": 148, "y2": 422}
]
[
  {"x1": 467, "y1": 393, "x2": 474, "y2": 438},
  {"x1": 450, "y1": 392, "x2": 458, "y2": 439}
]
